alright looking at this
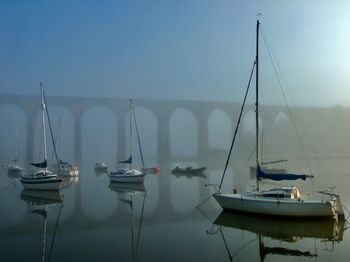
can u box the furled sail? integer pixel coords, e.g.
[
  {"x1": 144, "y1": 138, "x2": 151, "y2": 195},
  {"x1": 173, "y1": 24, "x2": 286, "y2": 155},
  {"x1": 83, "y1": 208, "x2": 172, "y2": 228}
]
[
  {"x1": 31, "y1": 160, "x2": 47, "y2": 168},
  {"x1": 257, "y1": 165, "x2": 313, "y2": 181},
  {"x1": 119, "y1": 155, "x2": 132, "y2": 164}
]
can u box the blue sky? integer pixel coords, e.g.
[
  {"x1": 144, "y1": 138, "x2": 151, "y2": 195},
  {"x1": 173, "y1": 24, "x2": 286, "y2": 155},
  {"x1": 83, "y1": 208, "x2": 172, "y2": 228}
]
[{"x1": 0, "y1": 0, "x2": 349, "y2": 106}]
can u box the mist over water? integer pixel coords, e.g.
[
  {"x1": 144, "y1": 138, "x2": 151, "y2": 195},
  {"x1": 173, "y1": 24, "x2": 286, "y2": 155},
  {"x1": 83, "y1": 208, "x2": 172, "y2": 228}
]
[{"x1": 1, "y1": 96, "x2": 350, "y2": 261}]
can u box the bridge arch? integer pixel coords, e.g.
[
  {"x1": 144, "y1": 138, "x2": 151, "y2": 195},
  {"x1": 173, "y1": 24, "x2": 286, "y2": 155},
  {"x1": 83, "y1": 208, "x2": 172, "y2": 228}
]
[
  {"x1": 80, "y1": 106, "x2": 119, "y2": 220},
  {"x1": 208, "y1": 109, "x2": 233, "y2": 150},
  {"x1": 0, "y1": 104, "x2": 27, "y2": 166},
  {"x1": 169, "y1": 108, "x2": 198, "y2": 158}
]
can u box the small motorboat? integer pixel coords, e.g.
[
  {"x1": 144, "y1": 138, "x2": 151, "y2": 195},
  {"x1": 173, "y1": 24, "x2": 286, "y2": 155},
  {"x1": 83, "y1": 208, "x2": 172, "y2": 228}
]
[
  {"x1": 95, "y1": 162, "x2": 108, "y2": 173},
  {"x1": 171, "y1": 166, "x2": 207, "y2": 178}
]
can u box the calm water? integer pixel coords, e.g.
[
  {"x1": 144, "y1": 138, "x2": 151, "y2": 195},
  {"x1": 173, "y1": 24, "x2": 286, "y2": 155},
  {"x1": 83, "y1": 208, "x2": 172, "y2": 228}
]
[{"x1": 1, "y1": 156, "x2": 350, "y2": 262}]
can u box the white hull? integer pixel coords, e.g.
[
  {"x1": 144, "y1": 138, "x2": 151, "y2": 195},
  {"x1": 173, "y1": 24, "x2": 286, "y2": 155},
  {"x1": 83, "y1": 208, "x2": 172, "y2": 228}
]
[
  {"x1": 109, "y1": 170, "x2": 145, "y2": 183},
  {"x1": 7, "y1": 165, "x2": 23, "y2": 173},
  {"x1": 21, "y1": 170, "x2": 63, "y2": 191},
  {"x1": 213, "y1": 193, "x2": 336, "y2": 218},
  {"x1": 56, "y1": 168, "x2": 79, "y2": 177},
  {"x1": 69, "y1": 169, "x2": 79, "y2": 177},
  {"x1": 53, "y1": 164, "x2": 79, "y2": 177},
  {"x1": 95, "y1": 162, "x2": 108, "y2": 173}
]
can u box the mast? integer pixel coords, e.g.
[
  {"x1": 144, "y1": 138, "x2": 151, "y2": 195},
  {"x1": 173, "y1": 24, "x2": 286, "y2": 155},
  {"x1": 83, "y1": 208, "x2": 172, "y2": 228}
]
[
  {"x1": 40, "y1": 82, "x2": 48, "y2": 171},
  {"x1": 255, "y1": 20, "x2": 260, "y2": 190},
  {"x1": 129, "y1": 99, "x2": 133, "y2": 170},
  {"x1": 15, "y1": 126, "x2": 19, "y2": 163}
]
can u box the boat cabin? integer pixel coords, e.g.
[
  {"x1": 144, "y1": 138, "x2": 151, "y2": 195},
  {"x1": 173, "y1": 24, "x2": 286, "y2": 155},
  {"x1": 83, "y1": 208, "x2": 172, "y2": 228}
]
[{"x1": 249, "y1": 186, "x2": 301, "y2": 200}]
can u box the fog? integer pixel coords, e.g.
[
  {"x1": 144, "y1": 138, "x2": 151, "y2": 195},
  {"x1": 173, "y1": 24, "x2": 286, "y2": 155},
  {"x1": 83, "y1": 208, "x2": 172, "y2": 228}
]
[
  {"x1": 1, "y1": 96, "x2": 350, "y2": 177},
  {"x1": 1, "y1": 1, "x2": 350, "y2": 107}
]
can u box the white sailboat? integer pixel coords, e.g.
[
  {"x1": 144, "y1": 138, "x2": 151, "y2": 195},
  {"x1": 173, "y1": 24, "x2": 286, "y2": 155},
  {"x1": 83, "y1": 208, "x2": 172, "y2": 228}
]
[
  {"x1": 213, "y1": 20, "x2": 344, "y2": 219},
  {"x1": 52, "y1": 115, "x2": 79, "y2": 177},
  {"x1": 7, "y1": 126, "x2": 23, "y2": 175},
  {"x1": 20, "y1": 83, "x2": 63, "y2": 191},
  {"x1": 95, "y1": 161, "x2": 108, "y2": 173},
  {"x1": 109, "y1": 99, "x2": 145, "y2": 183}
]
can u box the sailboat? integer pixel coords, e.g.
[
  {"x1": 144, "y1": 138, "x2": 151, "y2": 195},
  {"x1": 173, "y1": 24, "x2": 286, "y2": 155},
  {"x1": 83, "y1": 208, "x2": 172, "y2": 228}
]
[
  {"x1": 95, "y1": 161, "x2": 108, "y2": 173},
  {"x1": 51, "y1": 115, "x2": 79, "y2": 177},
  {"x1": 7, "y1": 126, "x2": 23, "y2": 175},
  {"x1": 20, "y1": 83, "x2": 63, "y2": 191},
  {"x1": 109, "y1": 99, "x2": 145, "y2": 183},
  {"x1": 213, "y1": 20, "x2": 344, "y2": 219}
]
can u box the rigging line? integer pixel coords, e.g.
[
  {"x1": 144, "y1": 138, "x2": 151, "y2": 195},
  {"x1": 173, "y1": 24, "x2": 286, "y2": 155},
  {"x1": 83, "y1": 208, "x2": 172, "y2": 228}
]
[
  {"x1": 132, "y1": 102, "x2": 145, "y2": 169},
  {"x1": 196, "y1": 193, "x2": 214, "y2": 209},
  {"x1": 135, "y1": 192, "x2": 146, "y2": 259},
  {"x1": 48, "y1": 203, "x2": 63, "y2": 262},
  {"x1": 260, "y1": 28, "x2": 313, "y2": 175},
  {"x1": 219, "y1": 60, "x2": 256, "y2": 191},
  {"x1": 219, "y1": 227, "x2": 233, "y2": 262},
  {"x1": 232, "y1": 238, "x2": 256, "y2": 258},
  {"x1": 50, "y1": 115, "x2": 62, "y2": 166},
  {"x1": 196, "y1": 204, "x2": 215, "y2": 223},
  {"x1": 43, "y1": 89, "x2": 61, "y2": 171},
  {"x1": 130, "y1": 194, "x2": 135, "y2": 262},
  {"x1": 244, "y1": 146, "x2": 256, "y2": 167}
]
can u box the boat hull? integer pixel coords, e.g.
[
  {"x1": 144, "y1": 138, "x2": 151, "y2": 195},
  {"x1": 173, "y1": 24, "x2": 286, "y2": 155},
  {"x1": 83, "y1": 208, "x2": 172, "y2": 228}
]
[
  {"x1": 108, "y1": 170, "x2": 145, "y2": 183},
  {"x1": 213, "y1": 193, "x2": 336, "y2": 218},
  {"x1": 7, "y1": 165, "x2": 23, "y2": 173},
  {"x1": 95, "y1": 162, "x2": 108, "y2": 173},
  {"x1": 171, "y1": 167, "x2": 206, "y2": 176}
]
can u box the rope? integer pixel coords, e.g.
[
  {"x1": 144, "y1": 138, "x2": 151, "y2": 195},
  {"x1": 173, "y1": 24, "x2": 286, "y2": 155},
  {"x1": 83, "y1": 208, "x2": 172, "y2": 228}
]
[
  {"x1": 132, "y1": 101, "x2": 145, "y2": 169},
  {"x1": 42, "y1": 89, "x2": 61, "y2": 171},
  {"x1": 219, "y1": 61, "x2": 256, "y2": 191},
  {"x1": 48, "y1": 203, "x2": 63, "y2": 261},
  {"x1": 260, "y1": 27, "x2": 313, "y2": 175},
  {"x1": 135, "y1": 191, "x2": 146, "y2": 259}
]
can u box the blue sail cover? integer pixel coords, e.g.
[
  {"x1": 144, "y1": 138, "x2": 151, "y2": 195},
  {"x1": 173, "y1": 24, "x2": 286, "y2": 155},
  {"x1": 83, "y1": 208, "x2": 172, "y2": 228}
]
[
  {"x1": 119, "y1": 155, "x2": 132, "y2": 164},
  {"x1": 31, "y1": 160, "x2": 47, "y2": 168},
  {"x1": 257, "y1": 165, "x2": 312, "y2": 181}
]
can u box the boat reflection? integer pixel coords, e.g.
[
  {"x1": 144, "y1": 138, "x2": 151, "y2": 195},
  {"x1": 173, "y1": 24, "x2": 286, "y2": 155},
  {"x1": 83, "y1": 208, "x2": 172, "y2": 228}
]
[
  {"x1": 21, "y1": 189, "x2": 63, "y2": 262},
  {"x1": 210, "y1": 211, "x2": 346, "y2": 261},
  {"x1": 21, "y1": 189, "x2": 63, "y2": 205},
  {"x1": 109, "y1": 182, "x2": 145, "y2": 194},
  {"x1": 62, "y1": 176, "x2": 79, "y2": 189},
  {"x1": 109, "y1": 182, "x2": 146, "y2": 261}
]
